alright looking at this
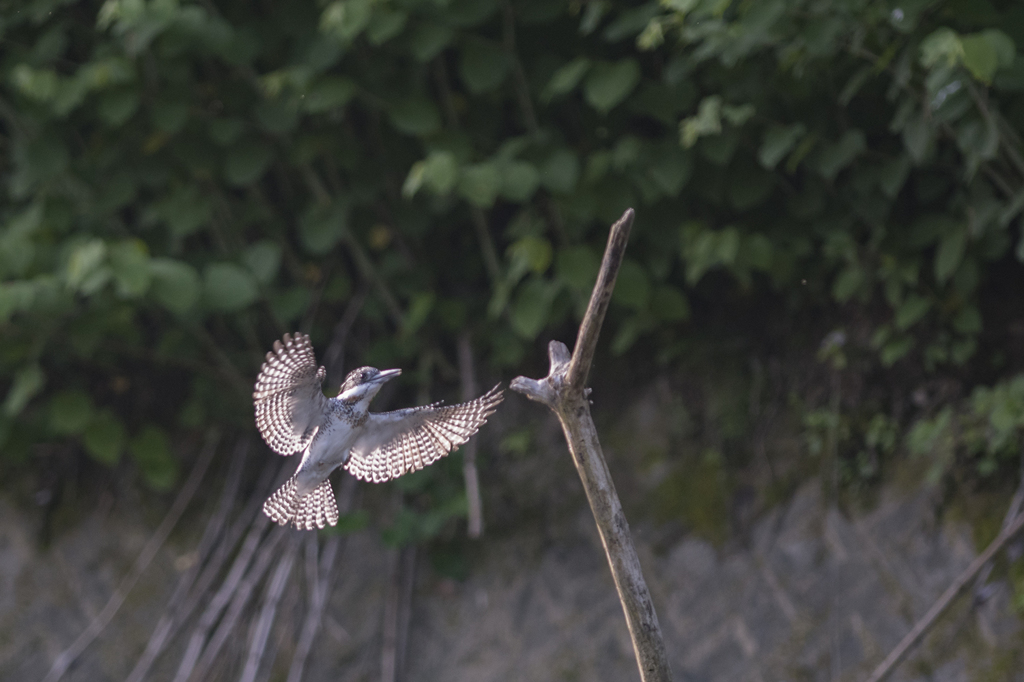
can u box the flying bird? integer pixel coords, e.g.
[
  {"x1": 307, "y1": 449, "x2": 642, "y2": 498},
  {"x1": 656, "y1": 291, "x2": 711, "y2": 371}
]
[{"x1": 254, "y1": 332, "x2": 503, "y2": 530}]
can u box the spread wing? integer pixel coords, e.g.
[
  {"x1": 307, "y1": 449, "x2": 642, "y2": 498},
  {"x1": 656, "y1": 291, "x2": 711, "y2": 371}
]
[
  {"x1": 345, "y1": 384, "x2": 504, "y2": 483},
  {"x1": 253, "y1": 332, "x2": 329, "y2": 456}
]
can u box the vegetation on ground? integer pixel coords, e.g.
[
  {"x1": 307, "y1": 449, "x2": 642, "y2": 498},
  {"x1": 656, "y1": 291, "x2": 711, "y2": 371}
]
[{"x1": 2, "y1": 0, "x2": 1024, "y2": 588}]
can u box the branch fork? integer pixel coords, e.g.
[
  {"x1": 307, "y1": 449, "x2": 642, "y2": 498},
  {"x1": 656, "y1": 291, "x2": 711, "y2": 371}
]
[{"x1": 511, "y1": 209, "x2": 673, "y2": 682}]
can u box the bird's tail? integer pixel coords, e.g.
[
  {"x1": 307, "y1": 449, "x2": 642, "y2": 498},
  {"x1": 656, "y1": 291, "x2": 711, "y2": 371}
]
[{"x1": 263, "y1": 475, "x2": 339, "y2": 530}]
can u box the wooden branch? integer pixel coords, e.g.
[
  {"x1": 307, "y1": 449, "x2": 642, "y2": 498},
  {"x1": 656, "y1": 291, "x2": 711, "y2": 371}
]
[
  {"x1": 567, "y1": 209, "x2": 633, "y2": 390},
  {"x1": 511, "y1": 209, "x2": 673, "y2": 682},
  {"x1": 864, "y1": 508, "x2": 1024, "y2": 682},
  {"x1": 42, "y1": 429, "x2": 221, "y2": 682}
]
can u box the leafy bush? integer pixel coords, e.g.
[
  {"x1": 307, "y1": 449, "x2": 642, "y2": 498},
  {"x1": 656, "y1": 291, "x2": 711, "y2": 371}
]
[{"x1": 1, "y1": 0, "x2": 1023, "y2": 503}]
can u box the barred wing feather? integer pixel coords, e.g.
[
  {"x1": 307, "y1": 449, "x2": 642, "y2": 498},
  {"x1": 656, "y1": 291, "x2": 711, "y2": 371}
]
[
  {"x1": 345, "y1": 384, "x2": 503, "y2": 482},
  {"x1": 253, "y1": 332, "x2": 329, "y2": 456}
]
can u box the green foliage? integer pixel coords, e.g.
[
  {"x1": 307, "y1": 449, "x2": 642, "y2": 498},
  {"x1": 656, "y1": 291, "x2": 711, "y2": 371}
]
[
  {"x1": 2, "y1": 0, "x2": 1024, "y2": 514},
  {"x1": 907, "y1": 376, "x2": 1024, "y2": 480}
]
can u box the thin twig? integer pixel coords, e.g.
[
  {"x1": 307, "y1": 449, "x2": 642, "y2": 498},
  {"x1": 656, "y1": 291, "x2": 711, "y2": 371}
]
[
  {"x1": 124, "y1": 437, "x2": 249, "y2": 682},
  {"x1": 396, "y1": 545, "x2": 417, "y2": 681},
  {"x1": 183, "y1": 525, "x2": 288, "y2": 682},
  {"x1": 341, "y1": 229, "x2": 406, "y2": 327},
  {"x1": 511, "y1": 209, "x2": 672, "y2": 682},
  {"x1": 239, "y1": 535, "x2": 299, "y2": 682},
  {"x1": 458, "y1": 332, "x2": 485, "y2": 538},
  {"x1": 286, "y1": 475, "x2": 357, "y2": 682},
  {"x1": 322, "y1": 285, "x2": 369, "y2": 386},
  {"x1": 566, "y1": 209, "x2": 634, "y2": 390},
  {"x1": 431, "y1": 58, "x2": 503, "y2": 287},
  {"x1": 43, "y1": 429, "x2": 221, "y2": 682},
  {"x1": 172, "y1": 514, "x2": 272, "y2": 682},
  {"x1": 973, "y1": 457, "x2": 1024, "y2": 600},
  {"x1": 501, "y1": 0, "x2": 540, "y2": 134},
  {"x1": 299, "y1": 166, "x2": 406, "y2": 327},
  {"x1": 864, "y1": 508, "x2": 1024, "y2": 682},
  {"x1": 381, "y1": 545, "x2": 401, "y2": 682}
]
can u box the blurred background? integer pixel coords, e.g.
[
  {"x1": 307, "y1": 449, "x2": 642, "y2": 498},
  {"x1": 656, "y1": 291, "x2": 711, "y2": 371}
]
[{"x1": 3, "y1": 0, "x2": 1024, "y2": 680}]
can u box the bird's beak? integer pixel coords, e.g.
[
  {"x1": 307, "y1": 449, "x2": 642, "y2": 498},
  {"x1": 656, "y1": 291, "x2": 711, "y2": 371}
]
[{"x1": 377, "y1": 368, "x2": 402, "y2": 383}]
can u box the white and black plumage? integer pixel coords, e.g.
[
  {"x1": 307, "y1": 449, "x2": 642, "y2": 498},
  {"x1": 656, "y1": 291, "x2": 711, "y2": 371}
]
[{"x1": 253, "y1": 332, "x2": 504, "y2": 530}]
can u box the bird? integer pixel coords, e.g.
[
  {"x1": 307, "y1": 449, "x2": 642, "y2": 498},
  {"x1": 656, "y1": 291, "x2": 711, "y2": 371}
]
[{"x1": 253, "y1": 332, "x2": 504, "y2": 530}]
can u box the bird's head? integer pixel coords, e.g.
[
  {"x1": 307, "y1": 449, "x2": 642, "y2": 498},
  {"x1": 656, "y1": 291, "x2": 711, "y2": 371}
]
[{"x1": 337, "y1": 366, "x2": 401, "y2": 406}]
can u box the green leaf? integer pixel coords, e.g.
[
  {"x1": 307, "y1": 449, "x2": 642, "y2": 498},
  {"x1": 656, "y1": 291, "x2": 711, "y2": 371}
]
[
  {"x1": 878, "y1": 155, "x2": 911, "y2": 198},
  {"x1": 721, "y1": 103, "x2": 755, "y2": 126},
  {"x1": 459, "y1": 39, "x2": 509, "y2": 94},
  {"x1": 458, "y1": 162, "x2": 501, "y2": 208},
  {"x1": 388, "y1": 98, "x2": 441, "y2": 136},
  {"x1": 149, "y1": 258, "x2": 201, "y2": 315},
  {"x1": 420, "y1": 151, "x2": 460, "y2": 195},
  {"x1": 203, "y1": 262, "x2": 259, "y2": 312},
  {"x1": 543, "y1": 57, "x2": 590, "y2": 101},
  {"x1": 728, "y1": 162, "x2": 773, "y2": 211},
  {"x1": 508, "y1": 236, "x2": 552, "y2": 275},
  {"x1": 902, "y1": 114, "x2": 933, "y2": 164},
  {"x1": 611, "y1": 259, "x2": 651, "y2": 310},
  {"x1": 759, "y1": 123, "x2": 806, "y2": 170},
  {"x1": 129, "y1": 425, "x2": 179, "y2": 491},
  {"x1": 961, "y1": 30, "x2": 1015, "y2": 84},
  {"x1": 650, "y1": 285, "x2": 690, "y2": 322},
  {"x1": 611, "y1": 315, "x2": 648, "y2": 355},
  {"x1": 366, "y1": 7, "x2": 407, "y2": 45},
  {"x1": 66, "y1": 239, "x2": 109, "y2": 294},
  {"x1": 4, "y1": 364, "x2": 45, "y2": 417},
  {"x1": 270, "y1": 287, "x2": 312, "y2": 326},
  {"x1": 49, "y1": 390, "x2": 94, "y2": 436},
  {"x1": 152, "y1": 99, "x2": 189, "y2": 134},
  {"x1": 646, "y1": 146, "x2": 692, "y2": 196},
  {"x1": 880, "y1": 335, "x2": 914, "y2": 366},
  {"x1": 108, "y1": 239, "x2": 151, "y2": 298},
  {"x1": 680, "y1": 95, "x2": 722, "y2": 148},
  {"x1": 320, "y1": 0, "x2": 373, "y2": 42},
  {"x1": 540, "y1": 150, "x2": 580, "y2": 194},
  {"x1": 403, "y1": 291, "x2": 435, "y2": 335},
  {"x1": 509, "y1": 278, "x2": 556, "y2": 340},
  {"x1": 208, "y1": 118, "x2": 246, "y2": 146},
  {"x1": 953, "y1": 305, "x2": 982, "y2": 335},
  {"x1": 408, "y1": 22, "x2": 455, "y2": 62},
  {"x1": 934, "y1": 227, "x2": 967, "y2": 283},
  {"x1": 243, "y1": 241, "x2": 281, "y2": 284},
  {"x1": 150, "y1": 186, "x2": 212, "y2": 238},
  {"x1": 583, "y1": 59, "x2": 640, "y2": 113},
  {"x1": 97, "y1": 88, "x2": 139, "y2": 126},
  {"x1": 254, "y1": 99, "x2": 298, "y2": 134},
  {"x1": 812, "y1": 129, "x2": 865, "y2": 181},
  {"x1": 894, "y1": 293, "x2": 931, "y2": 330},
  {"x1": 500, "y1": 161, "x2": 540, "y2": 202},
  {"x1": 83, "y1": 410, "x2": 126, "y2": 466},
  {"x1": 920, "y1": 27, "x2": 964, "y2": 68},
  {"x1": 303, "y1": 76, "x2": 357, "y2": 113},
  {"x1": 832, "y1": 265, "x2": 865, "y2": 303},
  {"x1": 556, "y1": 246, "x2": 600, "y2": 290},
  {"x1": 224, "y1": 139, "x2": 274, "y2": 186},
  {"x1": 299, "y1": 202, "x2": 348, "y2": 254},
  {"x1": 742, "y1": 233, "x2": 774, "y2": 271}
]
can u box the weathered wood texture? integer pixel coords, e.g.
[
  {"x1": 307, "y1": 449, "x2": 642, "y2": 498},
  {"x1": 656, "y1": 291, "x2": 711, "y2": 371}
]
[{"x1": 511, "y1": 209, "x2": 673, "y2": 682}]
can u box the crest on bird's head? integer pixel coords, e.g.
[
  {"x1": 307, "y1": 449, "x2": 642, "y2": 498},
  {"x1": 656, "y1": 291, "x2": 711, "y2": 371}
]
[
  {"x1": 337, "y1": 366, "x2": 401, "y2": 404},
  {"x1": 339, "y1": 367, "x2": 380, "y2": 395}
]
